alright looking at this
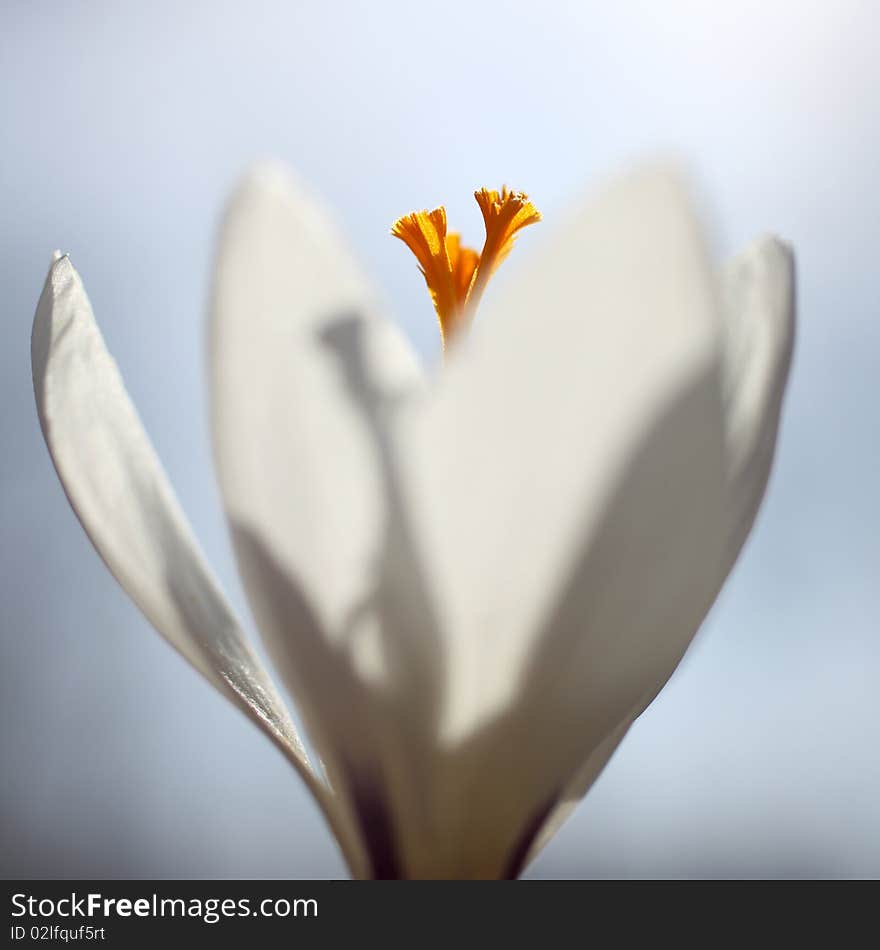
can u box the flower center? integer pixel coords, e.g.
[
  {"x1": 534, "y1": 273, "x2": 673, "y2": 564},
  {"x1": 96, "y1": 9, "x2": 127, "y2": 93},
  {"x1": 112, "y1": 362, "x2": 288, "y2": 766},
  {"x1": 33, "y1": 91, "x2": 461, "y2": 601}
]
[{"x1": 391, "y1": 187, "x2": 541, "y2": 348}]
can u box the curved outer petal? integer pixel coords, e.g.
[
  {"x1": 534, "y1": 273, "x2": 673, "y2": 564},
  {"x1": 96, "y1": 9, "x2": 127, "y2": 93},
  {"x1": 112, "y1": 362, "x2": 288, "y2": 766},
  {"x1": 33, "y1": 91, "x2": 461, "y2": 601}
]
[
  {"x1": 30, "y1": 255, "x2": 338, "y2": 836},
  {"x1": 525, "y1": 235, "x2": 796, "y2": 868},
  {"x1": 399, "y1": 166, "x2": 731, "y2": 876},
  {"x1": 209, "y1": 165, "x2": 428, "y2": 878},
  {"x1": 719, "y1": 236, "x2": 796, "y2": 562}
]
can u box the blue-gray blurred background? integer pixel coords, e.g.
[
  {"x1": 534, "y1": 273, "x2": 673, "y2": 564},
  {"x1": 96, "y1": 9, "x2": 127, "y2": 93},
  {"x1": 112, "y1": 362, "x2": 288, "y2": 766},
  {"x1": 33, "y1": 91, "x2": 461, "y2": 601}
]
[{"x1": 2, "y1": 1, "x2": 878, "y2": 878}]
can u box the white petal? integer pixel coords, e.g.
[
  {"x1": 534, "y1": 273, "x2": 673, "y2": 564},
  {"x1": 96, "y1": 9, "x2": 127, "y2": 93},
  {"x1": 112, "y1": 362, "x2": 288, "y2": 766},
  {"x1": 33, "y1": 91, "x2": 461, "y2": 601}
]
[
  {"x1": 413, "y1": 165, "x2": 726, "y2": 741},
  {"x1": 30, "y1": 255, "x2": 335, "y2": 825},
  {"x1": 524, "y1": 713, "x2": 636, "y2": 867},
  {"x1": 209, "y1": 164, "x2": 427, "y2": 877},
  {"x1": 210, "y1": 163, "x2": 423, "y2": 637},
  {"x1": 400, "y1": 166, "x2": 730, "y2": 875},
  {"x1": 525, "y1": 235, "x2": 796, "y2": 868},
  {"x1": 719, "y1": 235, "x2": 795, "y2": 563}
]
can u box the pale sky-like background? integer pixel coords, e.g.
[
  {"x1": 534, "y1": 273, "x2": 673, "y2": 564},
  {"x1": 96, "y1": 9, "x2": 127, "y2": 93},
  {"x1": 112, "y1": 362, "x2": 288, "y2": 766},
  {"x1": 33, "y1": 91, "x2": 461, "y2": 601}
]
[{"x1": 1, "y1": 1, "x2": 878, "y2": 878}]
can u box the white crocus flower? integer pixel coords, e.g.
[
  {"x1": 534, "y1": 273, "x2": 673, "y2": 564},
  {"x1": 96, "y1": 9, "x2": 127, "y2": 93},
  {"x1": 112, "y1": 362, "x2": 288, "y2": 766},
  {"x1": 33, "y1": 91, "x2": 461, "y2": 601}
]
[{"x1": 31, "y1": 163, "x2": 795, "y2": 879}]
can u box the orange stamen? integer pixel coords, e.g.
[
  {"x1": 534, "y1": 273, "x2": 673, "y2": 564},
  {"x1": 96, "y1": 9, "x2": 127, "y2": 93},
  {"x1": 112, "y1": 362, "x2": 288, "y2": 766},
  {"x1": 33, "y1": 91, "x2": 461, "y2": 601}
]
[
  {"x1": 466, "y1": 187, "x2": 542, "y2": 318},
  {"x1": 391, "y1": 187, "x2": 540, "y2": 348}
]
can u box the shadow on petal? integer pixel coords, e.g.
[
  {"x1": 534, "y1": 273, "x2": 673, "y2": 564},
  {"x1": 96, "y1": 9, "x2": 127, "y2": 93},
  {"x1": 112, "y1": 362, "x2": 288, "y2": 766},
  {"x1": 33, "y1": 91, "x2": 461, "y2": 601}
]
[
  {"x1": 229, "y1": 524, "x2": 401, "y2": 879},
  {"x1": 428, "y1": 359, "x2": 726, "y2": 875},
  {"x1": 226, "y1": 312, "x2": 448, "y2": 878}
]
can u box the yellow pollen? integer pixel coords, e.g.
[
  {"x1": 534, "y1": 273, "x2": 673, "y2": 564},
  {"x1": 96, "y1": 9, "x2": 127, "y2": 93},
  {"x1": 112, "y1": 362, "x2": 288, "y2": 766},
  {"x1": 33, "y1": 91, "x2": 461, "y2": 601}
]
[{"x1": 391, "y1": 186, "x2": 541, "y2": 348}]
